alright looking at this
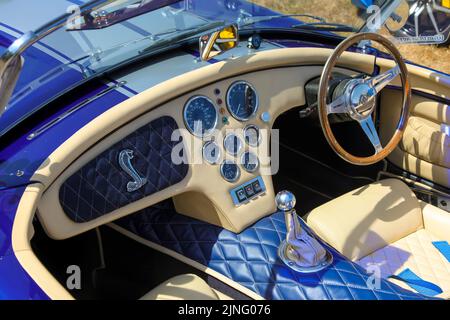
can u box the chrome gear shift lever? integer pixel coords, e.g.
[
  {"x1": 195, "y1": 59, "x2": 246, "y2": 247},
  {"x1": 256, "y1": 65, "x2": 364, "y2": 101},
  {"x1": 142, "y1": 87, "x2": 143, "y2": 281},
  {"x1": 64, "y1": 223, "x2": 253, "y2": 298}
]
[{"x1": 276, "y1": 191, "x2": 333, "y2": 273}]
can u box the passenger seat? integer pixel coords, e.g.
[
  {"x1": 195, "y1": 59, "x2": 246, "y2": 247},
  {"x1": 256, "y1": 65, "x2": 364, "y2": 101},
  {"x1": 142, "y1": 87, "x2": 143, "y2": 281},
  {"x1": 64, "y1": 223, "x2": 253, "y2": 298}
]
[{"x1": 140, "y1": 274, "x2": 220, "y2": 300}]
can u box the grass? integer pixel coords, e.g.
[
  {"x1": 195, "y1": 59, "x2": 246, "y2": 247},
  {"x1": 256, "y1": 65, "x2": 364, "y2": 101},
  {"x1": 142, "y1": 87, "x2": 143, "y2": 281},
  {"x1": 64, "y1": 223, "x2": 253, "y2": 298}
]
[{"x1": 251, "y1": 0, "x2": 450, "y2": 74}]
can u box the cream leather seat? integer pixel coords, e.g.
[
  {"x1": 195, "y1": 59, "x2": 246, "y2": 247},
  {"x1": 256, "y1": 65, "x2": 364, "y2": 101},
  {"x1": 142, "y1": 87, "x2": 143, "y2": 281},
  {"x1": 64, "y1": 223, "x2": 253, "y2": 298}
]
[
  {"x1": 140, "y1": 274, "x2": 220, "y2": 300},
  {"x1": 307, "y1": 179, "x2": 450, "y2": 299}
]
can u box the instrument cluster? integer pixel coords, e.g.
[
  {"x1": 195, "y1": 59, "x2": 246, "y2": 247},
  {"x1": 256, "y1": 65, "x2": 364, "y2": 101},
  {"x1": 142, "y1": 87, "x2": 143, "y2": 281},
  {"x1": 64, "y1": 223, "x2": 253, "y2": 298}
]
[{"x1": 183, "y1": 80, "x2": 265, "y2": 184}]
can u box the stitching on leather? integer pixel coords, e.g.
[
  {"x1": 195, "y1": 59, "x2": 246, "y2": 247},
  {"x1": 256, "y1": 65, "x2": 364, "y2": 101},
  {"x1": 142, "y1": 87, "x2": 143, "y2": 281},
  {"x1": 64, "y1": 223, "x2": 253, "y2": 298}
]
[{"x1": 115, "y1": 203, "x2": 430, "y2": 300}]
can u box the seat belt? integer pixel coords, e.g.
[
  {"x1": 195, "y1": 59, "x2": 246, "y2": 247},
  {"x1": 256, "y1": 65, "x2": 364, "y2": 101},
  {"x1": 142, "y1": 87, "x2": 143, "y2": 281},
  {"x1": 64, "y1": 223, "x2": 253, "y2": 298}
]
[
  {"x1": 389, "y1": 268, "x2": 443, "y2": 297},
  {"x1": 433, "y1": 241, "x2": 450, "y2": 262}
]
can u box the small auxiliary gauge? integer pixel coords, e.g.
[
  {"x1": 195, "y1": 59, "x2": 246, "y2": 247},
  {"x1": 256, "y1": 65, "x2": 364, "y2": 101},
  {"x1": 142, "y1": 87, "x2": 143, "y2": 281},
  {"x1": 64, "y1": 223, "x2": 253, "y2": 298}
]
[
  {"x1": 220, "y1": 160, "x2": 241, "y2": 183},
  {"x1": 223, "y1": 133, "x2": 243, "y2": 156},
  {"x1": 243, "y1": 125, "x2": 261, "y2": 147},
  {"x1": 202, "y1": 141, "x2": 221, "y2": 165},
  {"x1": 241, "y1": 152, "x2": 259, "y2": 173}
]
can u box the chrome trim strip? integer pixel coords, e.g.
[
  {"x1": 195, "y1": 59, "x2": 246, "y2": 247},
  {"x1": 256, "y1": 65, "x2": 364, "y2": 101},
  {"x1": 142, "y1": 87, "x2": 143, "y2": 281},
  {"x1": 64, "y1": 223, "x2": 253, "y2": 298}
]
[{"x1": 26, "y1": 81, "x2": 126, "y2": 140}]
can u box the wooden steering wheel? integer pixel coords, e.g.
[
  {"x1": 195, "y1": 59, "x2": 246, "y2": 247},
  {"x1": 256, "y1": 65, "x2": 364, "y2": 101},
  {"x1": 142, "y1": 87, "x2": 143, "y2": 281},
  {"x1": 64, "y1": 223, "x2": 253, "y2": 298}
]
[{"x1": 318, "y1": 32, "x2": 411, "y2": 166}]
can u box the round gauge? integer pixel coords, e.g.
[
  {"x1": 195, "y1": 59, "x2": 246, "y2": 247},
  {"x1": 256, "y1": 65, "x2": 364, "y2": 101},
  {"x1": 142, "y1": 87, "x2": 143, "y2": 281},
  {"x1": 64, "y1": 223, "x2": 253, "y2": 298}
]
[
  {"x1": 243, "y1": 125, "x2": 261, "y2": 147},
  {"x1": 241, "y1": 152, "x2": 259, "y2": 173},
  {"x1": 226, "y1": 81, "x2": 259, "y2": 121},
  {"x1": 183, "y1": 96, "x2": 218, "y2": 137},
  {"x1": 202, "y1": 141, "x2": 221, "y2": 165},
  {"x1": 223, "y1": 134, "x2": 242, "y2": 156},
  {"x1": 220, "y1": 160, "x2": 240, "y2": 183}
]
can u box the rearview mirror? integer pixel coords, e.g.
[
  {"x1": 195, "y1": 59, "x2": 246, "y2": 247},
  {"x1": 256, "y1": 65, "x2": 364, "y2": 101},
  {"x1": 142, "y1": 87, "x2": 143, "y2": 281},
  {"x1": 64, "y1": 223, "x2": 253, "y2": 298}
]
[
  {"x1": 199, "y1": 24, "x2": 238, "y2": 61},
  {"x1": 0, "y1": 56, "x2": 23, "y2": 116}
]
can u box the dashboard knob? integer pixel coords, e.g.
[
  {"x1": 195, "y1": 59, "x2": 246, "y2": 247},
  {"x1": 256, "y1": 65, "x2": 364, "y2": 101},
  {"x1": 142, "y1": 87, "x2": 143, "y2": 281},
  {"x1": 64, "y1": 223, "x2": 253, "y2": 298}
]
[
  {"x1": 247, "y1": 34, "x2": 262, "y2": 49},
  {"x1": 275, "y1": 191, "x2": 296, "y2": 212},
  {"x1": 261, "y1": 112, "x2": 271, "y2": 123}
]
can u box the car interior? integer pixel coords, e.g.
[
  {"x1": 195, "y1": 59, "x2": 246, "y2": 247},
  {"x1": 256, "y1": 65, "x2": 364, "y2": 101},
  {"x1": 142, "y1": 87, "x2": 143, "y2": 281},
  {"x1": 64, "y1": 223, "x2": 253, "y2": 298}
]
[{"x1": 11, "y1": 34, "x2": 450, "y2": 300}]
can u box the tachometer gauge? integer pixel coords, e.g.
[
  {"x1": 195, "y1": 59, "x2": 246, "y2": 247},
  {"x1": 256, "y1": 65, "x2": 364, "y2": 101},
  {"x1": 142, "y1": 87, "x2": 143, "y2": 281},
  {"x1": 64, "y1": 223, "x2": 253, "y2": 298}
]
[
  {"x1": 183, "y1": 96, "x2": 218, "y2": 137},
  {"x1": 241, "y1": 152, "x2": 259, "y2": 173},
  {"x1": 226, "y1": 81, "x2": 259, "y2": 121},
  {"x1": 220, "y1": 160, "x2": 240, "y2": 183}
]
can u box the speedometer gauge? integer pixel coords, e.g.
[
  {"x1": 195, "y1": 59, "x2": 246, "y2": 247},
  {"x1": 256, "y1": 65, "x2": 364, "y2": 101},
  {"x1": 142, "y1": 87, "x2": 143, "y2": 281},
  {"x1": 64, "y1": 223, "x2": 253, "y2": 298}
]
[
  {"x1": 183, "y1": 96, "x2": 218, "y2": 137},
  {"x1": 226, "y1": 81, "x2": 259, "y2": 121}
]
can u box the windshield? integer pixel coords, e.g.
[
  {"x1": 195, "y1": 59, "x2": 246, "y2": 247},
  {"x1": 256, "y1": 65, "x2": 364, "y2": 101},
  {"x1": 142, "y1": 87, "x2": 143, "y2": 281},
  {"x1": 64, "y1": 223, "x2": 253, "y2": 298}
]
[
  {"x1": 0, "y1": 0, "x2": 449, "y2": 136},
  {"x1": 251, "y1": 0, "x2": 450, "y2": 73}
]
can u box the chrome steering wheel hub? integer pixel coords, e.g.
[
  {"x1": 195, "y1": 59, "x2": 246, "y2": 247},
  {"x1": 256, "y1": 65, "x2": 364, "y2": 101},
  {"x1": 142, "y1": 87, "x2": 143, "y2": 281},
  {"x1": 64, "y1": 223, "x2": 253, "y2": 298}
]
[{"x1": 344, "y1": 79, "x2": 377, "y2": 121}]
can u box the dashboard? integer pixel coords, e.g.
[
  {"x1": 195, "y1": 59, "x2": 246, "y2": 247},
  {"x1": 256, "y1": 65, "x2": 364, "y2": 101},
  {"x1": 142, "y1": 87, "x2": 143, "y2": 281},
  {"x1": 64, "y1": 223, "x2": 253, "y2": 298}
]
[{"x1": 37, "y1": 61, "x2": 363, "y2": 239}]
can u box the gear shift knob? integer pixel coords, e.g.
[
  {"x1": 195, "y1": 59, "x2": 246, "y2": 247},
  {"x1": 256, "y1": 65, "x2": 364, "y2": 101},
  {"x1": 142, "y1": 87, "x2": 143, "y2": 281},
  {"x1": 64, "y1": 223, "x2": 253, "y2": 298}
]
[
  {"x1": 276, "y1": 190, "x2": 332, "y2": 273},
  {"x1": 275, "y1": 191, "x2": 296, "y2": 212}
]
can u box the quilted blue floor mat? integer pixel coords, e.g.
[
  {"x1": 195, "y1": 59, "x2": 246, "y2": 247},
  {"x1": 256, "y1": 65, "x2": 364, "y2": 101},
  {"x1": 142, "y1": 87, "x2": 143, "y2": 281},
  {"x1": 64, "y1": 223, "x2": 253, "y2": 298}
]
[{"x1": 116, "y1": 201, "x2": 431, "y2": 300}]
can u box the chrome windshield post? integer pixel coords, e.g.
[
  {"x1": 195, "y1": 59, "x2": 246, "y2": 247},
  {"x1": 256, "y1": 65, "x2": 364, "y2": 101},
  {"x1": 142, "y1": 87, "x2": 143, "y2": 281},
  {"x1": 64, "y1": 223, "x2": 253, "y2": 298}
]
[
  {"x1": 0, "y1": 0, "x2": 115, "y2": 116},
  {"x1": 0, "y1": 31, "x2": 37, "y2": 116}
]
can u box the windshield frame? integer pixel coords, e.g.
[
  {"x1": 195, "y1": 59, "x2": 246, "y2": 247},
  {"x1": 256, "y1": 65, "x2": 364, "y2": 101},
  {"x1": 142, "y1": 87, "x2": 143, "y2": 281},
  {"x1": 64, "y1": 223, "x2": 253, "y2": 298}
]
[{"x1": 1, "y1": 0, "x2": 447, "y2": 139}]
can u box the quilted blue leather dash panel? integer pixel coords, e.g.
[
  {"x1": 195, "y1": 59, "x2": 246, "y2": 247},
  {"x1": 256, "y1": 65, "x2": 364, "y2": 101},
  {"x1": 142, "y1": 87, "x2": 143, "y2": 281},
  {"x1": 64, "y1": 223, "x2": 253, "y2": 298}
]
[
  {"x1": 59, "y1": 117, "x2": 188, "y2": 222},
  {"x1": 116, "y1": 201, "x2": 434, "y2": 300}
]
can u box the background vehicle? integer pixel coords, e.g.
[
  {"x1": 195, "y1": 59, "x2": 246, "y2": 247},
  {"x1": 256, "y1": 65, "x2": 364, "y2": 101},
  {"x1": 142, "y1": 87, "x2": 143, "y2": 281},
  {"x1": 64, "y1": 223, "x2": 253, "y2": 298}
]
[{"x1": 353, "y1": 0, "x2": 450, "y2": 44}]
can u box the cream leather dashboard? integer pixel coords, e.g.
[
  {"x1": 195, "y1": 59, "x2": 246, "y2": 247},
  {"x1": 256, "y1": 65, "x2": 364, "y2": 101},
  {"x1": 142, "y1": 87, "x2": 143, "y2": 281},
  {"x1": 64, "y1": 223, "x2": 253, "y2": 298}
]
[
  {"x1": 36, "y1": 47, "x2": 373, "y2": 240},
  {"x1": 32, "y1": 47, "x2": 450, "y2": 240},
  {"x1": 38, "y1": 65, "x2": 354, "y2": 239}
]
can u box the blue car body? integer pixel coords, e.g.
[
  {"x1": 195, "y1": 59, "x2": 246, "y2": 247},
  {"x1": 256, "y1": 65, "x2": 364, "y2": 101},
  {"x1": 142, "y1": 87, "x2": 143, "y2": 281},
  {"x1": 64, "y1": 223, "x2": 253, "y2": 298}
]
[
  {"x1": 0, "y1": 0, "x2": 300, "y2": 299},
  {"x1": 0, "y1": 0, "x2": 447, "y2": 300},
  {"x1": 352, "y1": 0, "x2": 375, "y2": 9}
]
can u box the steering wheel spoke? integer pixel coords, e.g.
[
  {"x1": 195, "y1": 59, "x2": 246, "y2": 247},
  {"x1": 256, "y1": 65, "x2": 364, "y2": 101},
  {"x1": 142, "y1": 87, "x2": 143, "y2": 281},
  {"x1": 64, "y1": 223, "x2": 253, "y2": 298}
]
[
  {"x1": 369, "y1": 65, "x2": 400, "y2": 93},
  {"x1": 358, "y1": 117, "x2": 383, "y2": 154},
  {"x1": 327, "y1": 95, "x2": 347, "y2": 114}
]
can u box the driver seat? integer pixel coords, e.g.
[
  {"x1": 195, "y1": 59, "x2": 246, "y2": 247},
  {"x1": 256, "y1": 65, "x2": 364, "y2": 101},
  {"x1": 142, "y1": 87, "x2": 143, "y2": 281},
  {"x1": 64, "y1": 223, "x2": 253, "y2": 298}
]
[{"x1": 306, "y1": 179, "x2": 450, "y2": 299}]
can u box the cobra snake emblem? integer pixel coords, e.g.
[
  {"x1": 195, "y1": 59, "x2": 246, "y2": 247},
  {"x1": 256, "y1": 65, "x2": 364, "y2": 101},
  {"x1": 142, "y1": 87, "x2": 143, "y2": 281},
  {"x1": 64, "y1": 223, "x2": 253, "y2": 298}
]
[{"x1": 118, "y1": 149, "x2": 147, "y2": 192}]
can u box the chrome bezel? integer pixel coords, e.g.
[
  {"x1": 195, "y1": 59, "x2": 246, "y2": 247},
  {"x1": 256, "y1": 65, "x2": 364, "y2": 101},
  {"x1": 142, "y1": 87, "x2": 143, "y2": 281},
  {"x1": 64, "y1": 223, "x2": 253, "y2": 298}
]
[
  {"x1": 223, "y1": 133, "x2": 243, "y2": 156},
  {"x1": 226, "y1": 80, "x2": 259, "y2": 122},
  {"x1": 202, "y1": 141, "x2": 221, "y2": 165},
  {"x1": 183, "y1": 95, "x2": 218, "y2": 138},
  {"x1": 243, "y1": 124, "x2": 261, "y2": 147},
  {"x1": 220, "y1": 160, "x2": 241, "y2": 183},
  {"x1": 240, "y1": 152, "x2": 260, "y2": 173}
]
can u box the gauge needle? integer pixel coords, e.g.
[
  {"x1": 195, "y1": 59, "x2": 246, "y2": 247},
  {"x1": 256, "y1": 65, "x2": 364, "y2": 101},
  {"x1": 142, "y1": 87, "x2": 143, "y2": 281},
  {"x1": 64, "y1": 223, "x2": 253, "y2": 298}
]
[
  {"x1": 245, "y1": 86, "x2": 251, "y2": 111},
  {"x1": 236, "y1": 103, "x2": 241, "y2": 115}
]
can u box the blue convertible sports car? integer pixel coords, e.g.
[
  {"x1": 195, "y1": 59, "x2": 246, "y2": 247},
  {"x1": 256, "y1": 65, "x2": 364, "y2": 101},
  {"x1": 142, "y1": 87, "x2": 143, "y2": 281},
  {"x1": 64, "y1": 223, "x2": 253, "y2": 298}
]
[{"x1": 0, "y1": 0, "x2": 449, "y2": 301}]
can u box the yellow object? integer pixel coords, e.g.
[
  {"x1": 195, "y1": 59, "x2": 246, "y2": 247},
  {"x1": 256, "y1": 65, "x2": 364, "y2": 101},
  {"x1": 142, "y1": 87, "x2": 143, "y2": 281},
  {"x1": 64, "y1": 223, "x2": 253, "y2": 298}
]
[
  {"x1": 219, "y1": 27, "x2": 238, "y2": 50},
  {"x1": 219, "y1": 28, "x2": 235, "y2": 40},
  {"x1": 443, "y1": 0, "x2": 450, "y2": 9}
]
